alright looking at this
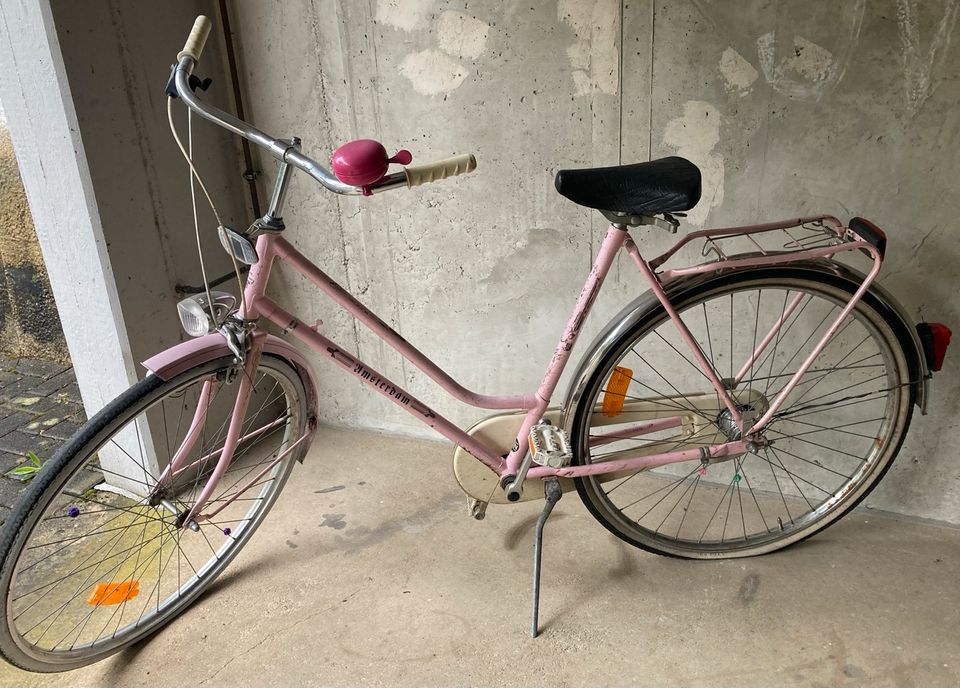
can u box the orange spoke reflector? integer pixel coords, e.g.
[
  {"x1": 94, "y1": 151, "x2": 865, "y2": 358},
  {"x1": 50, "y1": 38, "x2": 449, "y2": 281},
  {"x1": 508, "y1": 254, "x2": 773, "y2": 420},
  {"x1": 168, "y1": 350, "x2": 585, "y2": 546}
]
[
  {"x1": 602, "y1": 367, "x2": 633, "y2": 417},
  {"x1": 87, "y1": 580, "x2": 140, "y2": 606}
]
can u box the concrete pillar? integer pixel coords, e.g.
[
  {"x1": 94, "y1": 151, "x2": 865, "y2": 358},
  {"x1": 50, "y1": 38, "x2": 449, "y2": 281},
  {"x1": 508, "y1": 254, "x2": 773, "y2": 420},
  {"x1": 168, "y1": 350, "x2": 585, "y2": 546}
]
[{"x1": 0, "y1": 0, "x2": 247, "y2": 489}]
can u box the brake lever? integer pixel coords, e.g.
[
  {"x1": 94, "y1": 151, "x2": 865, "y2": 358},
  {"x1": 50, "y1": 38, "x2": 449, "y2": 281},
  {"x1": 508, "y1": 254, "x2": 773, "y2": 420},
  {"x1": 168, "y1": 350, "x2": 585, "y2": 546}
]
[{"x1": 164, "y1": 64, "x2": 213, "y2": 99}]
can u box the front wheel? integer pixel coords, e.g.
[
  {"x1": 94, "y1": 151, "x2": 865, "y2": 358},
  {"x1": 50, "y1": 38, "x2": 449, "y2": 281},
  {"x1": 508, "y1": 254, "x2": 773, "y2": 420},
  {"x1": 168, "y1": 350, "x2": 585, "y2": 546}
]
[
  {"x1": 569, "y1": 269, "x2": 914, "y2": 559},
  {"x1": 0, "y1": 354, "x2": 308, "y2": 672}
]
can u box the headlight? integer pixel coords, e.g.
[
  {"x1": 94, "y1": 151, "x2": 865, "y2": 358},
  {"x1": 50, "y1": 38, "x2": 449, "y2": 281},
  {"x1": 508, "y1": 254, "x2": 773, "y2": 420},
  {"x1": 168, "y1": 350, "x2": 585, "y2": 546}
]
[{"x1": 177, "y1": 291, "x2": 237, "y2": 337}]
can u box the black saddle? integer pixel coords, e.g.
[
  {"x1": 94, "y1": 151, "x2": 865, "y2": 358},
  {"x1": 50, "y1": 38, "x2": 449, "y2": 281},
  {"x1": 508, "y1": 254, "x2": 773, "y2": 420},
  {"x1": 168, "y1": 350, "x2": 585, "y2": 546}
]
[{"x1": 554, "y1": 156, "x2": 701, "y2": 216}]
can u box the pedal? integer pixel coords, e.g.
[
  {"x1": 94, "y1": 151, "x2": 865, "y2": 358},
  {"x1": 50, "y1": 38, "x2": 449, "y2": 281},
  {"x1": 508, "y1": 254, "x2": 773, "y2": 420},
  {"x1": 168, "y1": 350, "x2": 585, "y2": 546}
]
[{"x1": 528, "y1": 423, "x2": 572, "y2": 469}]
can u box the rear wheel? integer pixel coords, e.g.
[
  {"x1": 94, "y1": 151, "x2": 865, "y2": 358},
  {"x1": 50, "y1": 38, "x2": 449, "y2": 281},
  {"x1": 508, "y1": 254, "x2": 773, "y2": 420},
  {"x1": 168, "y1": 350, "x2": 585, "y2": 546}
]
[
  {"x1": 570, "y1": 270, "x2": 914, "y2": 559},
  {"x1": 0, "y1": 355, "x2": 308, "y2": 671}
]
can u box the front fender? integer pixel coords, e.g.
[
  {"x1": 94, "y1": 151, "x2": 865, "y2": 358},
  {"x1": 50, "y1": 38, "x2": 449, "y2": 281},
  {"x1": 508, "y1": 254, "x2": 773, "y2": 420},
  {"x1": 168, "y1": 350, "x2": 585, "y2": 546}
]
[{"x1": 142, "y1": 332, "x2": 319, "y2": 460}]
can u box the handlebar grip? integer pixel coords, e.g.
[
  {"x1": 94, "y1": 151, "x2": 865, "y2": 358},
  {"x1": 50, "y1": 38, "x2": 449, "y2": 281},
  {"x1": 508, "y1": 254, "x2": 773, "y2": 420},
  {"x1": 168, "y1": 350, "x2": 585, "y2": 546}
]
[
  {"x1": 178, "y1": 15, "x2": 213, "y2": 62},
  {"x1": 404, "y1": 154, "x2": 477, "y2": 187}
]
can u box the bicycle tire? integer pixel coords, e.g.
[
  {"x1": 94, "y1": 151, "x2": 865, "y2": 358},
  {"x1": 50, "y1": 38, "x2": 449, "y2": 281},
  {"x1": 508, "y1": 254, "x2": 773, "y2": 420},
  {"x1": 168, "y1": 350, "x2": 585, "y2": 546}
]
[
  {"x1": 569, "y1": 268, "x2": 914, "y2": 559},
  {"x1": 0, "y1": 354, "x2": 308, "y2": 671}
]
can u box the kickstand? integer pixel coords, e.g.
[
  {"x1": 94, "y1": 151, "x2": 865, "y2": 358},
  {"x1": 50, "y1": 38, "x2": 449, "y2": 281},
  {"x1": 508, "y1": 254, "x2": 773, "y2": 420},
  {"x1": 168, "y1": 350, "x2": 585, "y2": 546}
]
[{"x1": 531, "y1": 477, "x2": 563, "y2": 638}]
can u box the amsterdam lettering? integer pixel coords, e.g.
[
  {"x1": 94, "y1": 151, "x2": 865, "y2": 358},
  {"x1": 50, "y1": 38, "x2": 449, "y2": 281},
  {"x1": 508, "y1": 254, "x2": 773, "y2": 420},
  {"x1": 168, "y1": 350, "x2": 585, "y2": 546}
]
[
  {"x1": 326, "y1": 346, "x2": 434, "y2": 419},
  {"x1": 353, "y1": 362, "x2": 411, "y2": 405}
]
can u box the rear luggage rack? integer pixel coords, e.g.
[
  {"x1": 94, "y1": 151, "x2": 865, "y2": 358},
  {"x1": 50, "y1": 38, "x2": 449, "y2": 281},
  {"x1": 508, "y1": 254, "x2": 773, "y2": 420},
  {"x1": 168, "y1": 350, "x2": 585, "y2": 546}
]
[{"x1": 647, "y1": 214, "x2": 886, "y2": 281}]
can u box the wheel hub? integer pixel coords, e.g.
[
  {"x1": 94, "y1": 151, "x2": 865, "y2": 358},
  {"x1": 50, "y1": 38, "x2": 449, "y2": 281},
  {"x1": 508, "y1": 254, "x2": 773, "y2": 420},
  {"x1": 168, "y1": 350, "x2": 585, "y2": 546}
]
[{"x1": 716, "y1": 394, "x2": 769, "y2": 441}]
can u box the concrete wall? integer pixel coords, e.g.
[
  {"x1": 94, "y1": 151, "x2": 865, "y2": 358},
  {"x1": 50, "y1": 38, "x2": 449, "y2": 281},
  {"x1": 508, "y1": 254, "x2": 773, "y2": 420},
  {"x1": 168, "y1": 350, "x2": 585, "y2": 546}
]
[
  {"x1": 228, "y1": 0, "x2": 960, "y2": 523},
  {"x1": 2, "y1": 1, "x2": 957, "y2": 523}
]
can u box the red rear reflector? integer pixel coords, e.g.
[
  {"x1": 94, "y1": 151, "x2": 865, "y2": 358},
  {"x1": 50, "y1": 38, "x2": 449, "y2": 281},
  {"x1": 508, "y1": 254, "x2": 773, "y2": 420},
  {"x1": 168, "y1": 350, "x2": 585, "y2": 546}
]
[{"x1": 917, "y1": 322, "x2": 952, "y2": 372}]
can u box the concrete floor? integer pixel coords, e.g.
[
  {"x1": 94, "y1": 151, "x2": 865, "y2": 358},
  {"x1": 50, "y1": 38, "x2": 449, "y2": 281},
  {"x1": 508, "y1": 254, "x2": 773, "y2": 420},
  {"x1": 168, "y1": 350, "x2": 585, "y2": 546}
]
[{"x1": 1, "y1": 426, "x2": 958, "y2": 687}]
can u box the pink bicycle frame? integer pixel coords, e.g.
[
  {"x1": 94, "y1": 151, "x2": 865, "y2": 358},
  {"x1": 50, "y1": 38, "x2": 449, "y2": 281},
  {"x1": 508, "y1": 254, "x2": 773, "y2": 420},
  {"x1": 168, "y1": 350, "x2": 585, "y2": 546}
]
[
  {"x1": 166, "y1": 213, "x2": 881, "y2": 524},
  {"x1": 163, "y1": 52, "x2": 886, "y2": 525}
]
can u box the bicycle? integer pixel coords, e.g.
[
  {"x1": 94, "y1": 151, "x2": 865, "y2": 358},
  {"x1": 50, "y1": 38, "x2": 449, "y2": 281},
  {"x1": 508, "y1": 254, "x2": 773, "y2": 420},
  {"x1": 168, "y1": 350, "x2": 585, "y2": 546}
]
[{"x1": 0, "y1": 16, "x2": 951, "y2": 672}]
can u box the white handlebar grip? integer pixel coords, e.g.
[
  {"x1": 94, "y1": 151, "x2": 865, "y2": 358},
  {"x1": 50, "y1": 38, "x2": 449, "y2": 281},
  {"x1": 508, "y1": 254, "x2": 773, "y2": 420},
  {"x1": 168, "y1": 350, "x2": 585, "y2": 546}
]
[
  {"x1": 404, "y1": 154, "x2": 477, "y2": 187},
  {"x1": 178, "y1": 15, "x2": 213, "y2": 62}
]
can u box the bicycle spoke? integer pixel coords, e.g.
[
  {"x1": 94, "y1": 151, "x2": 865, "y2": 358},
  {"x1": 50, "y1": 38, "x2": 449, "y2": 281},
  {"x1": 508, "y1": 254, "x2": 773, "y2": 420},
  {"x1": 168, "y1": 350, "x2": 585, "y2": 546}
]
[
  {"x1": 654, "y1": 471, "x2": 700, "y2": 535},
  {"x1": 19, "y1": 495, "x2": 166, "y2": 577},
  {"x1": 633, "y1": 353, "x2": 718, "y2": 425},
  {"x1": 774, "y1": 377, "x2": 891, "y2": 421},
  {"x1": 767, "y1": 303, "x2": 839, "y2": 386},
  {"x1": 624, "y1": 464, "x2": 702, "y2": 516},
  {"x1": 652, "y1": 329, "x2": 719, "y2": 387},
  {"x1": 764, "y1": 443, "x2": 855, "y2": 480},
  {"x1": 763, "y1": 290, "x2": 791, "y2": 397},
  {"x1": 600, "y1": 423, "x2": 721, "y2": 494},
  {"x1": 738, "y1": 463, "x2": 771, "y2": 533},
  {"x1": 772, "y1": 416, "x2": 885, "y2": 442},
  {"x1": 702, "y1": 302, "x2": 723, "y2": 413},
  {"x1": 21, "y1": 508, "x2": 154, "y2": 639},
  {"x1": 766, "y1": 326, "x2": 867, "y2": 404},
  {"x1": 761, "y1": 447, "x2": 829, "y2": 500},
  {"x1": 107, "y1": 439, "x2": 159, "y2": 486},
  {"x1": 782, "y1": 340, "x2": 875, "y2": 406},
  {"x1": 599, "y1": 386, "x2": 711, "y2": 420},
  {"x1": 674, "y1": 474, "x2": 700, "y2": 538},
  {"x1": 767, "y1": 429, "x2": 870, "y2": 462},
  {"x1": 748, "y1": 289, "x2": 762, "y2": 387},
  {"x1": 14, "y1": 526, "x2": 170, "y2": 606},
  {"x1": 698, "y1": 476, "x2": 737, "y2": 543}
]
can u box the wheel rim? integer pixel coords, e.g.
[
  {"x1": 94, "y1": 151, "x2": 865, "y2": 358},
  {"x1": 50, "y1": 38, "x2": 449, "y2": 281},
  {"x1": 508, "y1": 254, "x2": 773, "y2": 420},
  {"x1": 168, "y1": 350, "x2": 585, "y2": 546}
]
[
  {"x1": 573, "y1": 277, "x2": 911, "y2": 558},
  {"x1": 5, "y1": 358, "x2": 305, "y2": 663}
]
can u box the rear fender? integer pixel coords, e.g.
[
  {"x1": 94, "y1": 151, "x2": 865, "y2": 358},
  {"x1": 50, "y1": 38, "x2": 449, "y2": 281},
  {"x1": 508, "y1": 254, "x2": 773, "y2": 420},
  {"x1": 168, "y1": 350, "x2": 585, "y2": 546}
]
[{"x1": 142, "y1": 332, "x2": 319, "y2": 461}]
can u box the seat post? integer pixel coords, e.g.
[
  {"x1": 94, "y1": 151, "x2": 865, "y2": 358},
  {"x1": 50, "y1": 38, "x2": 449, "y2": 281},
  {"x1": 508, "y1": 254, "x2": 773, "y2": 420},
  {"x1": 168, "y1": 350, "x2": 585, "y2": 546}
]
[{"x1": 600, "y1": 210, "x2": 680, "y2": 233}]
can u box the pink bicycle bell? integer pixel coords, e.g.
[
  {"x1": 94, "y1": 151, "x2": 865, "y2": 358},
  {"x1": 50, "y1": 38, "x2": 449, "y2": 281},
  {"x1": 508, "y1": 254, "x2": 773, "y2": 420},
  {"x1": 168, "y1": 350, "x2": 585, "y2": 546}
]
[{"x1": 331, "y1": 139, "x2": 412, "y2": 195}]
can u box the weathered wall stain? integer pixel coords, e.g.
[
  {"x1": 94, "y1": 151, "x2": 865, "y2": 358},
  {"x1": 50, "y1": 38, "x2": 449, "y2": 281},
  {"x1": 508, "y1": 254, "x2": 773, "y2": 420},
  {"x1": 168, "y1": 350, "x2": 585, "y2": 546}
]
[
  {"x1": 558, "y1": 0, "x2": 620, "y2": 96},
  {"x1": 694, "y1": 0, "x2": 867, "y2": 102},
  {"x1": 662, "y1": 101, "x2": 723, "y2": 227},
  {"x1": 398, "y1": 49, "x2": 469, "y2": 95},
  {"x1": 719, "y1": 47, "x2": 759, "y2": 95},
  {"x1": 756, "y1": 32, "x2": 837, "y2": 99},
  {"x1": 436, "y1": 10, "x2": 489, "y2": 60},
  {"x1": 374, "y1": 0, "x2": 433, "y2": 32},
  {"x1": 699, "y1": 0, "x2": 959, "y2": 111},
  {"x1": 383, "y1": 3, "x2": 488, "y2": 96},
  {"x1": 896, "y1": 0, "x2": 960, "y2": 113}
]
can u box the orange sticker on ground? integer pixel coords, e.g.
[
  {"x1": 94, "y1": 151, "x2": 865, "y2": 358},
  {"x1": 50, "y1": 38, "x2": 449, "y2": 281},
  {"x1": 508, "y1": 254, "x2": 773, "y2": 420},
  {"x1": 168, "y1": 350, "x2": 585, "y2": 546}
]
[
  {"x1": 87, "y1": 580, "x2": 140, "y2": 606},
  {"x1": 602, "y1": 367, "x2": 633, "y2": 417}
]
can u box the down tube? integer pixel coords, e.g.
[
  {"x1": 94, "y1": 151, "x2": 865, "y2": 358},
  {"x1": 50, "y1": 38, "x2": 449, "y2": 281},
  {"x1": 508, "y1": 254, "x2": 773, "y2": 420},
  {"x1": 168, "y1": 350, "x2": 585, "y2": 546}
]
[{"x1": 257, "y1": 298, "x2": 506, "y2": 474}]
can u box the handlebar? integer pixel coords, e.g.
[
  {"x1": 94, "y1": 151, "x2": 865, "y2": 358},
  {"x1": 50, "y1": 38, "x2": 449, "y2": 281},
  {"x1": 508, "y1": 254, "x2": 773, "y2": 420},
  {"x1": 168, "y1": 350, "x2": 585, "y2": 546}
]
[
  {"x1": 172, "y1": 16, "x2": 476, "y2": 196},
  {"x1": 178, "y1": 15, "x2": 212, "y2": 63},
  {"x1": 405, "y1": 154, "x2": 477, "y2": 186}
]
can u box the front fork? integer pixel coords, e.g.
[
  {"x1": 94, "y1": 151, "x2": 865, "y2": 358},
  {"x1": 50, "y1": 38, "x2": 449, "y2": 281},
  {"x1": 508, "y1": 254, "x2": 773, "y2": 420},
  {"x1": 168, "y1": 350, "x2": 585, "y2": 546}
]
[{"x1": 150, "y1": 333, "x2": 265, "y2": 528}]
